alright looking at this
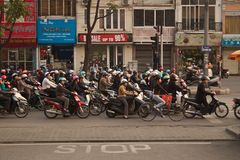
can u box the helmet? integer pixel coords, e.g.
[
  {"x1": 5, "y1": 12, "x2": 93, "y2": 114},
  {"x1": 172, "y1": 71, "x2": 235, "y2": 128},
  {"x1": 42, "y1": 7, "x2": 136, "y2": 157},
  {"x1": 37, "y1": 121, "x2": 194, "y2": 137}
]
[
  {"x1": 166, "y1": 69, "x2": 171, "y2": 74},
  {"x1": 140, "y1": 79, "x2": 147, "y2": 85},
  {"x1": 12, "y1": 73, "x2": 18, "y2": 78},
  {"x1": 69, "y1": 70, "x2": 74, "y2": 74},
  {"x1": 54, "y1": 70, "x2": 59, "y2": 74},
  {"x1": 79, "y1": 71, "x2": 86, "y2": 77},
  {"x1": 102, "y1": 71, "x2": 108, "y2": 76},
  {"x1": 163, "y1": 74, "x2": 170, "y2": 80},
  {"x1": 21, "y1": 74, "x2": 28, "y2": 79},
  {"x1": 170, "y1": 74, "x2": 178, "y2": 81},
  {"x1": 59, "y1": 77, "x2": 67, "y2": 82},
  {"x1": 72, "y1": 75, "x2": 79, "y2": 81},
  {"x1": 45, "y1": 72, "x2": 50, "y2": 77},
  {"x1": 1, "y1": 75, "x2": 7, "y2": 80},
  {"x1": 1, "y1": 69, "x2": 6, "y2": 74},
  {"x1": 121, "y1": 79, "x2": 128, "y2": 84},
  {"x1": 201, "y1": 76, "x2": 210, "y2": 81}
]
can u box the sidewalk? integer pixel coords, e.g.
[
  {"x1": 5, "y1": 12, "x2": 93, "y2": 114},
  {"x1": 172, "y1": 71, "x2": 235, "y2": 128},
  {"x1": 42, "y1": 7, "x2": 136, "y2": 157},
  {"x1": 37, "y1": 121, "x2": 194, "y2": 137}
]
[{"x1": 0, "y1": 124, "x2": 236, "y2": 143}]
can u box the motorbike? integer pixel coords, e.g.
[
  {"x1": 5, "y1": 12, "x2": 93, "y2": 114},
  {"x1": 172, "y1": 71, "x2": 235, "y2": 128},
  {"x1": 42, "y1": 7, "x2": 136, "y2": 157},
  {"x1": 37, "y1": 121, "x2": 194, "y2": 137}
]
[
  {"x1": 105, "y1": 83, "x2": 146, "y2": 118},
  {"x1": 0, "y1": 88, "x2": 29, "y2": 118},
  {"x1": 232, "y1": 98, "x2": 240, "y2": 119},
  {"x1": 28, "y1": 86, "x2": 45, "y2": 111},
  {"x1": 182, "y1": 93, "x2": 229, "y2": 118},
  {"x1": 43, "y1": 92, "x2": 90, "y2": 119}
]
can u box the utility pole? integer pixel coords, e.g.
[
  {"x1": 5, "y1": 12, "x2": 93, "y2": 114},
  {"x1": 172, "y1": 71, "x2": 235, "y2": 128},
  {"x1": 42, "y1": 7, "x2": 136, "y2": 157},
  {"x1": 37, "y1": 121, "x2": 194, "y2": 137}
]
[
  {"x1": 152, "y1": 25, "x2": 160, "y2": 69},
  {"x1": 203, "y1": 0, "x2": 209, "y2": 76},
  {"x1": 160, "y1": 25, "x2": 163, "y2": 68}
]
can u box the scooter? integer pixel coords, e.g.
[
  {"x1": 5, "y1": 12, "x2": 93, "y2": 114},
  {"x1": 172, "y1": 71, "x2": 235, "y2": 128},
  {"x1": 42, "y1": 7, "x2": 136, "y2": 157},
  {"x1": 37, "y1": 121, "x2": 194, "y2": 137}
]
[
  {"x1": 28, "y1": 86, "x2": 45, "y2": 111},
  {"x1": 232, "y1": 98, "x2": 240, "y2": 119},
  {"x1": 182, "y1": 93, "x2": 229, "y2": 118},
  {"x1": 105, "y1": 83, "x2": 146, "y2": 118},
  {"x1": 43, "y1": 92, "x2": 90, "y2": 119},
  {"x1": 0, "y1": 88, "x2": 29, "y2": 118}
]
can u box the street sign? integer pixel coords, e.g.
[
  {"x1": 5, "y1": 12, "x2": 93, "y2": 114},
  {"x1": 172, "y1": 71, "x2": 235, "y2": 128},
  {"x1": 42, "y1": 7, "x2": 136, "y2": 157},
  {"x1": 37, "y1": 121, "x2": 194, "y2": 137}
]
[{"x1": 201, "y1": 46, "x2": 212, "y2": 52}]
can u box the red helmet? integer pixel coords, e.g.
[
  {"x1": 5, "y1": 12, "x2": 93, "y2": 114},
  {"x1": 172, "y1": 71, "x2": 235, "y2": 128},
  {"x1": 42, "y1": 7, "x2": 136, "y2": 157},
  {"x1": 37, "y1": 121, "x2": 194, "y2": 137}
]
[
  {"x1": 1, "y1": 69, "x2": 6, "y2": 74},
  {"x1": 72, "y1": 75, "x2": 79, "y2": 81},
  {"x1": 1, "y1": 75, "x2": 7, "y2": 80}
]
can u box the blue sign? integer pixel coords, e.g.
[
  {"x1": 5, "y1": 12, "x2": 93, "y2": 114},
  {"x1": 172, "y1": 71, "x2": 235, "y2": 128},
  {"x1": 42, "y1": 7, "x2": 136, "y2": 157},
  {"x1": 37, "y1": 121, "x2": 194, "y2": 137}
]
[
  {"x1": 222, "y1": 40, "x2": 240, "y2": 46},
  {"x1": 222, "y1": 35, "x2": 240, "y2": 47},
  {"x1": 37, "y1": 19, "x2": 76, "y2": 44}
]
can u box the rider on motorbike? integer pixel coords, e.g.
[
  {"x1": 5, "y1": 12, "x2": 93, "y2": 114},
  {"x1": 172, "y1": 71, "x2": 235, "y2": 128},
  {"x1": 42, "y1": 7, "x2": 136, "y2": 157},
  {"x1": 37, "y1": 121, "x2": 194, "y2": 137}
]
[
  {"x1": 56, "y1": 77, "x2": 72, "y2": 117},
  {"x1": 42, "y1": 72, "x2": 57, "y2": 97},
  {"x1": 118, "y1": 79, "x2": 137, "y2": 119},
  {"x1": 0, "y1": 77, "x2": 12, "y2": 112},
  {"x1": 195, "y1": 76, "x2": 213, "y2": 114},
  {"x1": 99, "y1": 71, "x2": 112, "y2": 96}
]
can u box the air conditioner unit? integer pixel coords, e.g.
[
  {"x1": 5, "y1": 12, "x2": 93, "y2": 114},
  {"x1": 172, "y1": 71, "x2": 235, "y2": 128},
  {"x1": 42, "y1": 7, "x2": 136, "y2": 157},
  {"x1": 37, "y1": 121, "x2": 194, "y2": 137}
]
[
  {"x1": 122, "y1": 0, "x2": 129, "y2": 6},
  {"x1": 82, "y1": 0, "x2": 88, "y2": 6}
]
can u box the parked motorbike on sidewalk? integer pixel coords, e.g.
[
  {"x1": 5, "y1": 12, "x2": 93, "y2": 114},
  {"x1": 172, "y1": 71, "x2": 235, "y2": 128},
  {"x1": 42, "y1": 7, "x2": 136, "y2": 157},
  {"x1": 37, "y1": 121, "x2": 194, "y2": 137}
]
[
  {"x1": 0, "y1": 88, "x2": 29, "y2": 118},
  {"x1": 43, "y1": 92, "x2": 90, "y2": 119},
  {"x1": 182, "y1": 93, "x2": 229, "y2": 118},
  {"x1": 232, "y1": 98, "x2": 240, "y2": 119}
]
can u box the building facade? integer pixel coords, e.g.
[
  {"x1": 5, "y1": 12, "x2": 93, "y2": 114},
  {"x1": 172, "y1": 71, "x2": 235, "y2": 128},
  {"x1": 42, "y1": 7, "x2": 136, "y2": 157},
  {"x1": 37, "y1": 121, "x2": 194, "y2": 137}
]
[
  {"x1": 76, "y1": 0, "x2": 133, "y2": 71},
  {"x1": 175, "y1": 0, "x2": 222, "y2": 74},
  {"x1": 37, "y1": 0, "x2": 76, "y2": 70},
  {"x1": 222, "y1": 0, "x2": 240, "y2": 74},
  {"x1": 0, "y1": 0, "x2": 37, "y2": 71},
  {"x1": 132, "y1": 0, "x2": 175, "y2": 71}
]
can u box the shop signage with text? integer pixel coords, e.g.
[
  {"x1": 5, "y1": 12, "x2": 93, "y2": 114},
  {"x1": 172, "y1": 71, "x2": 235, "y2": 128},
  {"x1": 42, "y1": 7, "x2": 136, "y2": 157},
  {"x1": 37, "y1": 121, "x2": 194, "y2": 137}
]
[
  {"x1": 37, "y1": 19, "x2": 76, "y2": 44},
  {"x1": 78, "y1": 33, "x2": 132, "y2": 43}
]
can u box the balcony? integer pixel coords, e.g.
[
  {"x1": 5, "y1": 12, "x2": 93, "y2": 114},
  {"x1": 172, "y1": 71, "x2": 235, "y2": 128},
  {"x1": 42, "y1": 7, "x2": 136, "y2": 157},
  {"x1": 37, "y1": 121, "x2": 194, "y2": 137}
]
[
  {"x1": 133, "y1": 27, "x2": 176, "y2": 43},
  {"x1": 176, "y1": 22, "x2": 222, "y2": 32}
]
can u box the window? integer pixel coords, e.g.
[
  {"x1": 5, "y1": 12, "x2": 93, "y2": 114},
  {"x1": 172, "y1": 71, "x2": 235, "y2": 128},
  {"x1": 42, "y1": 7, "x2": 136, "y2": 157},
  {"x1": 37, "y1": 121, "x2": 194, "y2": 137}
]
[
  {"x1": 134, "y1": 9, "x2": 144, "y2": 26},
  {"x1": 38, "y1": 0, "x2": 76, "y2": 16},
  {"x1": 181, "y1": 1, "x2": 216, "y2": 30},
  {"x1": 84, "y1": 9, "x2": 87, "y2": 25},
  {"x1": 120, "y1": 9, "x2": 125, "y2": 29},
  {"x1": 134, "y1": 9, "x2": 175, "y2": 27},
  {"x1": 225, "y1": 16, "x2": 240, "y2": 34},
  {"x1": 156, "y1": 10, "x2": 164, "y2": 26},
  {"x1": 98, "y1": 9, "x2": 125, "y2": 30},
  {"x1": 145, "y1": 10, "x2": 154, "y2": 26},
  {"x1": 99, "y1": 9, "x2": 104, "y2": 28},
  {"x1": 165, "y1": 10, "x2": 175, "y2": 26}
]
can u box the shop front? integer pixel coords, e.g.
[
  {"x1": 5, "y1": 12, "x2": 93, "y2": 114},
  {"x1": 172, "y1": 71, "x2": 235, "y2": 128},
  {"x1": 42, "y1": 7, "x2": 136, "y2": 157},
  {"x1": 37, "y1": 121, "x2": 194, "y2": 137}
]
[
  {"x1": 0, "y1": 0, "x2": 36, "y2": 71},
  {"x1": 37, "y1": 18, "x2": 76, "y2": 70},
  {"x1": 77, "y1": 33, "x2": 133, "y2": 71},
  {"x1": 175, "y1": 32, "x2": 222, "y2": 74},
  {"x1": 222, "y1": 35, "x2": 240, "y2": 74}
]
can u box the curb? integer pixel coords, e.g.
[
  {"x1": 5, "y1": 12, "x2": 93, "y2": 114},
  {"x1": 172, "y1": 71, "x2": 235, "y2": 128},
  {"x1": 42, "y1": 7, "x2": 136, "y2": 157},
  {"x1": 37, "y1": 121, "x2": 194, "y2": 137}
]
[{"x1": 225, "y1": 126, "x2": 240, "y2": 139}]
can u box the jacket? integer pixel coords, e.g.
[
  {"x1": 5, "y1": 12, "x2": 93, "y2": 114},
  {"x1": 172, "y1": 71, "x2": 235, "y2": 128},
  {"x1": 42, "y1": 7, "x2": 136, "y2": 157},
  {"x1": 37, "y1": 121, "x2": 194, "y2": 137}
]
[
  {"x1": 99, "y1": 77, "x2": 112, "y2": 91},
  {"x1": 195, "y1": 82, "x2": 211, "y2": 104},
  {"x1": 42, "y1": 78, "x2": 57, "y2": 90},
  {"x1": 118, "y1": 84, "x2": 135, "y2": 97},
  {"x1": 56, "y1": 84, "x2": 71, "y2": 97}
]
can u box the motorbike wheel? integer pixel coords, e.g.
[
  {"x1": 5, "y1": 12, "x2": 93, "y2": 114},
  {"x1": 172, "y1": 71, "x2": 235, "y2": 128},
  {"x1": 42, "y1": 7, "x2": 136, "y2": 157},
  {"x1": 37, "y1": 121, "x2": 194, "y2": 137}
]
[
  {"x1": 76, "y1": 105, "x2": 90, "y2": 119},
  {"x1": 106, "y1": 110, "x2": 116, "y2": 118},
  {"x1": 234, "y1": 105, "x2": 240, "y2": 119},
  {"x1": 168, "y1": 105, "x2": 184, "y2": 121},
  {"x1": 14, "y1": 104, "x2": 29, "y2": 118},
  {"x1": 89, "y1": 101, "x2": 102, "y2": 116},
  {"x1": 183, "y1": 103, "x2": 197, "y2": 118},
  {"x1": 138, "y1": 102, "x2": 157, "y2": 121},
  {"x1": 44, "y1": 105, "x2": 58, "y2": 119},
  {"x1": 215, "y1": 103, "x2": 229, "y2": 118},
  {"x1": 35, "y1": 99, "x2": 45, "y2": 111}
]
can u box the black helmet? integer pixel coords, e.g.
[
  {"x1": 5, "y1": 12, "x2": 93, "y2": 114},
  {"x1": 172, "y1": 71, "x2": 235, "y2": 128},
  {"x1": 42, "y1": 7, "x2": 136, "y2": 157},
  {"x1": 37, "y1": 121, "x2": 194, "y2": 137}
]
[{"x1": 201, "y1": 76, "x2": 210, "y2": 81}]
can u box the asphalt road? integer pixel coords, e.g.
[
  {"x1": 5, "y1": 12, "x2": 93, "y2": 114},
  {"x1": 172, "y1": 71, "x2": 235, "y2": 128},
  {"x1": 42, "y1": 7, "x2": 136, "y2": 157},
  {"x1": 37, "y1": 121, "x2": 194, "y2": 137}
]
[{"x1": 0, "y1": 141, "x2": 239, "y2": 160}]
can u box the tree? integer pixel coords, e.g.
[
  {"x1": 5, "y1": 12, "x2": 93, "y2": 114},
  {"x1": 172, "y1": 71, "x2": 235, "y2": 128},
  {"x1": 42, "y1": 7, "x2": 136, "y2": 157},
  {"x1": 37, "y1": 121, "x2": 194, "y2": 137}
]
[
  {"x1": 0, "y1": 0, "x2": 28, "y2": 50},
  {"x1": 82, "y1": 0, "x2": 117, "y2": 72}
]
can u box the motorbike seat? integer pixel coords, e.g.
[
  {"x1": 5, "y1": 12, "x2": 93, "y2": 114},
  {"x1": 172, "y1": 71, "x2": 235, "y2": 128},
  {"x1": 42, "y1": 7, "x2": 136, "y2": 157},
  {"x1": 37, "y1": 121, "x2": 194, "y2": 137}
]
[
  {"x1": 44, "y1": 97, "x2": 63, "y2": 104},
  {"x1": 234, "y1": 98, "x2": 240, "y2": 104}
]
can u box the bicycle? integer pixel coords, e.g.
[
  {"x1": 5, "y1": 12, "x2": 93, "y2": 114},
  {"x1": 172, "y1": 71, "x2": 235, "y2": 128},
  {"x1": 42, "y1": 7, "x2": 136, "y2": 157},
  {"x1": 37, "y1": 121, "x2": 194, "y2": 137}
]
[{"x1": 138, "y1": 94, "x2": 184, "y2": 122}]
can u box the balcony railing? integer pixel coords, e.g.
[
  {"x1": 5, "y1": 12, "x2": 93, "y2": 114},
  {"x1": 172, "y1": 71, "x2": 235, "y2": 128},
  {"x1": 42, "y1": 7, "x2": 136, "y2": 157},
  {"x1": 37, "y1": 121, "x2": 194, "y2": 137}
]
[{"x1": 176, "y1": 22, "x2": 222, "y2": 32}]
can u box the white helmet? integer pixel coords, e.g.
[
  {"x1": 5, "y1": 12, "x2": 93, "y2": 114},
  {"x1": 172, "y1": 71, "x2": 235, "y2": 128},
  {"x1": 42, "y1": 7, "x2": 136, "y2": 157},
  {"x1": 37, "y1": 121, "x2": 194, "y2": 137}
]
[
  {"x1": 21, "y1": 74, "x2": 28, "y2": 79},
  {"x1": 121, "y1": 79, "x2": 128, "y2": 84},
  {"x1": 44, "y1": 72, "x2": 50, "y2": 77}
]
